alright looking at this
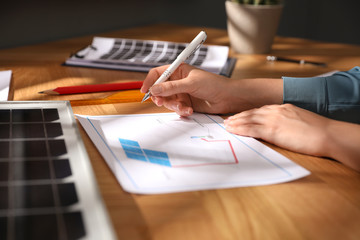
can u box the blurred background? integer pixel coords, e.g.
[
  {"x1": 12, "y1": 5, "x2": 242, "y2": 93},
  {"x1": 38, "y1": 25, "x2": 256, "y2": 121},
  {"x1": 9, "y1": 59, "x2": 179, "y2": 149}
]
[{"x1": 1, "y1": 0, "x2": 360, "y2": 49}]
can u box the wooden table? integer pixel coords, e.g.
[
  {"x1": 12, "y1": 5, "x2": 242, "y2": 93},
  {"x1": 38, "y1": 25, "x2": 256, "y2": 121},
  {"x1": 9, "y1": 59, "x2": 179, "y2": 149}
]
[{"x1": 1, "y1": 24, "x2": 360, "y2": 240}]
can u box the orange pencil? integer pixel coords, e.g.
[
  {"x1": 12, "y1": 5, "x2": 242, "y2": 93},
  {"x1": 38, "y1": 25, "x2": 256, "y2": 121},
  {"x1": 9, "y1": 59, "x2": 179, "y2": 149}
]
[{"x1": 39, "y1": 81, "x2": 143, "y2": 95}]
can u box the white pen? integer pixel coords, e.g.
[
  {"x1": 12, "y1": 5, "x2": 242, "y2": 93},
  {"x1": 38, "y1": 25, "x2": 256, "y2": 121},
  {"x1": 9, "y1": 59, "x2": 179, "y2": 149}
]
[{"x1": 141, "y1": 31, "x2": 207, "y2": 102}]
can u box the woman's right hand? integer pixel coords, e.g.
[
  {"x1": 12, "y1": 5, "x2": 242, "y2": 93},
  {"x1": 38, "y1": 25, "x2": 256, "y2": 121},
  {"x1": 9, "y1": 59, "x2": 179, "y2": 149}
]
[{"x1": 141, "y1": 64, "x2": 233, "y2": 116}]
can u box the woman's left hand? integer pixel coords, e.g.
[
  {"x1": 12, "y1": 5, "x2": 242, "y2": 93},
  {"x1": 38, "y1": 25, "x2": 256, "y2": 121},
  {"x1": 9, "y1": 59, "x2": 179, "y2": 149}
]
[{"x1": 224, "y1": 104, "x2": 331, "y2": 157}]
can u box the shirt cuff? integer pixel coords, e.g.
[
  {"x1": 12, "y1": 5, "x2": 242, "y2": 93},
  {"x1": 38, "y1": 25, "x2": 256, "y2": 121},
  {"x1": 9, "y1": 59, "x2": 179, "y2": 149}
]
[{"x1": 283, "y1": 76, "x2": 327, "y2": 115}]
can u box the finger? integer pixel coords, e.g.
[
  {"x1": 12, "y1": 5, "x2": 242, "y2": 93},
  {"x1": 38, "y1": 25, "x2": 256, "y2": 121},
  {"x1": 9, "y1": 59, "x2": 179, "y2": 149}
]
[
  {"x1": 151, "y1": 96, "x2": 164, "y2": 106},
  {"x1": 225, "y1": 111, "x2": 264, "y2": 126},
  {"x1": 226, "y1": 108, "x2": 260, "y2": 121},
  {"x1": 150, "y1": 78, "x2": 196, "y2": 97},
  {"x1": 141, "y1": 65, "x2": 171, "y2": 93},
  {"x1": 225, "y1": 122, "x2": 264, "y2": 139},
  {"x1": 162, "y1": 99, "x2": 193, "y2": 116},
  {"x1": 227, "y1": 105, "x2": 276, "y2": 120}
]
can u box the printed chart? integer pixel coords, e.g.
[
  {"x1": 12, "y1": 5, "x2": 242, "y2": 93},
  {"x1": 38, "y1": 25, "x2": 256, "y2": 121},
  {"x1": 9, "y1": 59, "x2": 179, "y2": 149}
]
[
  {"x1": 66, "y1": 37, "x2": 230, "y2": 74},
  {"x1": 99, "y1": 38, "x2": 208, "y2": 67},
  {"x1": 77, "y1": 113, "x2": 310, "y2": 194},
  {"x1": 117, "y1": 115, "x2": 239, "y2": 168}
]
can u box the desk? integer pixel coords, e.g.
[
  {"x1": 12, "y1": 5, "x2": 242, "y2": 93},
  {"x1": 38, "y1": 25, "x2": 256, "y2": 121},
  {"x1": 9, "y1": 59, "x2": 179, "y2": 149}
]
[{"x1": 1, "y1": 24, "x2": 360, "y2": 240}]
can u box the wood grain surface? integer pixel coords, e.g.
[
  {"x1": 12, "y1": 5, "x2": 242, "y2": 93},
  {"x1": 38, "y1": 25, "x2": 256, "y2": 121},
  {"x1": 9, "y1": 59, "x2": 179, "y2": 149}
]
[{"x1": 1, "y1": 23, "x2": 360, "y2": 240}]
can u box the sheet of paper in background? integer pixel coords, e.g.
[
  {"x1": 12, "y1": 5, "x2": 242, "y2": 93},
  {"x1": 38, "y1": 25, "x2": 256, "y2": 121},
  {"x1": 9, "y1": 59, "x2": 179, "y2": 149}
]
[
  {"x1": 65, "y1": 37, "x2": 235, "y2": 76},
  {"x1": 0, "y1": 70, "x2": 12, "y2": 100},
  {"x1": 77, "y1": 113, "x2": 310, "y2": 194}
]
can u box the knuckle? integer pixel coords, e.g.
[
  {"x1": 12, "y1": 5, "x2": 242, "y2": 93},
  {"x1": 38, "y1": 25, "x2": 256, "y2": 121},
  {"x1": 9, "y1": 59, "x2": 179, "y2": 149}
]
[{"x1": 282, "y1": 103, "x2": 295, "y2": 110}]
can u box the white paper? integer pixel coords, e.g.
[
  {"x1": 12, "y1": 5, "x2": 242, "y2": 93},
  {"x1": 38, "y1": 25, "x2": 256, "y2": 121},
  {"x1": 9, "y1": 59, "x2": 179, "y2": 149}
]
[
  {"x1": 0, "y1": 70, "x2": 12, "y2": 100},
  {"x1": 66, "y1": 37, "x2": 229, "y2": 74},
  {"x1": 77, "y1": 113, "x2": 310, "y2": 194}
]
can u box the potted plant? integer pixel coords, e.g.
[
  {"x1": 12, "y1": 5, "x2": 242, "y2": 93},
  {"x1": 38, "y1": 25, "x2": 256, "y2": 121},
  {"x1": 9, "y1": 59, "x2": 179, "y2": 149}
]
[{"x1": 225, "y1": 0, "x2": 284, "y2": 54}]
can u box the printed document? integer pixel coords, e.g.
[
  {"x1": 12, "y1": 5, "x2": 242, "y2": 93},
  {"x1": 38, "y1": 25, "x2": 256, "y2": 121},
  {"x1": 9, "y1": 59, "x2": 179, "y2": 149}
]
[
  {"x1": 65, "y1": 37, "x2": 231, "y2": 75},
  {"x1": 77, "y1": 113, "x2": 310, "y2": 194}
]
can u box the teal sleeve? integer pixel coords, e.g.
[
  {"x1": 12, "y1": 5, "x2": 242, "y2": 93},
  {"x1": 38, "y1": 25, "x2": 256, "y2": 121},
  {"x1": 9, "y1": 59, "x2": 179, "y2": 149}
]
[{"x1": 283, "y1": 67, "x2": 360, "y2": 123}]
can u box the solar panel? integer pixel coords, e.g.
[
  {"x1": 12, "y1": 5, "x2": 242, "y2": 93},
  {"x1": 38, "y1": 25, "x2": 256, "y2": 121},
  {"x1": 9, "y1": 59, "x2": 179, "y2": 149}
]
[{"x1": 0, "y1": 101, "x2": 116, "y2": 240}]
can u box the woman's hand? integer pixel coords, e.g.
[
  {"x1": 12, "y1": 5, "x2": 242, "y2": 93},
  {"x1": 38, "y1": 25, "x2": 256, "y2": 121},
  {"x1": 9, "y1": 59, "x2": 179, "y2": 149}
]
[
  {"x1": 141, "y1": 64, "x2": 235, "y2": 116},
  {"x1": 141, "y1": 63, "x2": 283, "y2": 116},
  {"x1": 224, "y1": 104, "x2": 360, "y2": 172}
]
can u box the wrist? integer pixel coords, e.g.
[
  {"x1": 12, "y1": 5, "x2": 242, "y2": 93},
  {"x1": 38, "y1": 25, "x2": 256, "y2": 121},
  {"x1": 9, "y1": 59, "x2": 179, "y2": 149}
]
[
  {"x1": 227, "y1": 78, "x2": 283, "y2": 113},
  {"x1": 324, "y1": 120, "x2": 360, "y2": 171}
]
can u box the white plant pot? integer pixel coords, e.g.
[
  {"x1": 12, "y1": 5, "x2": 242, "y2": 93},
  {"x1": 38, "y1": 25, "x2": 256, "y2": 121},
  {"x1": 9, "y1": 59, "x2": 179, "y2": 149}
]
[{"x1": 225, "y1": 1, "x2": 283, "y2": 54}]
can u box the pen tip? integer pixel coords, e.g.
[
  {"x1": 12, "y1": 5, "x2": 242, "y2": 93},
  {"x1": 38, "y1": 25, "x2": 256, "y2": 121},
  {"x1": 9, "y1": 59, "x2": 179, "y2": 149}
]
[
  {"x1": 141, "y1": 96, "x2": 147, "y2": 103},
  {"x1": 38, "y1": 91, "x2": 44, "y2": 94},
  {"x1": 141, "y1": 93, "x2": 151, "y2": 103},
  {"x1": 141, "y1": 91, "x2": 152, "y2": 103}
]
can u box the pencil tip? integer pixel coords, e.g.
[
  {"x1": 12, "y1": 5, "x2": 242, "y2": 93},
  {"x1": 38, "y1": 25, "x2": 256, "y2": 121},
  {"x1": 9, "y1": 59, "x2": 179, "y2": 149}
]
[{"x1": 38, "y1": 91, "x2": 44, "y2": 94}]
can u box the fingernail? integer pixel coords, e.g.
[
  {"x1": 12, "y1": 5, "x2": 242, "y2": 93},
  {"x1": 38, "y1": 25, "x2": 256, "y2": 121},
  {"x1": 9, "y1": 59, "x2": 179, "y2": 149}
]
[
  {"x1": 151, "y1": 85, "x2": 162, "y2": 95},
  {"x1": 224, "y1": 125, "x2": 232, "y2": 131}
]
